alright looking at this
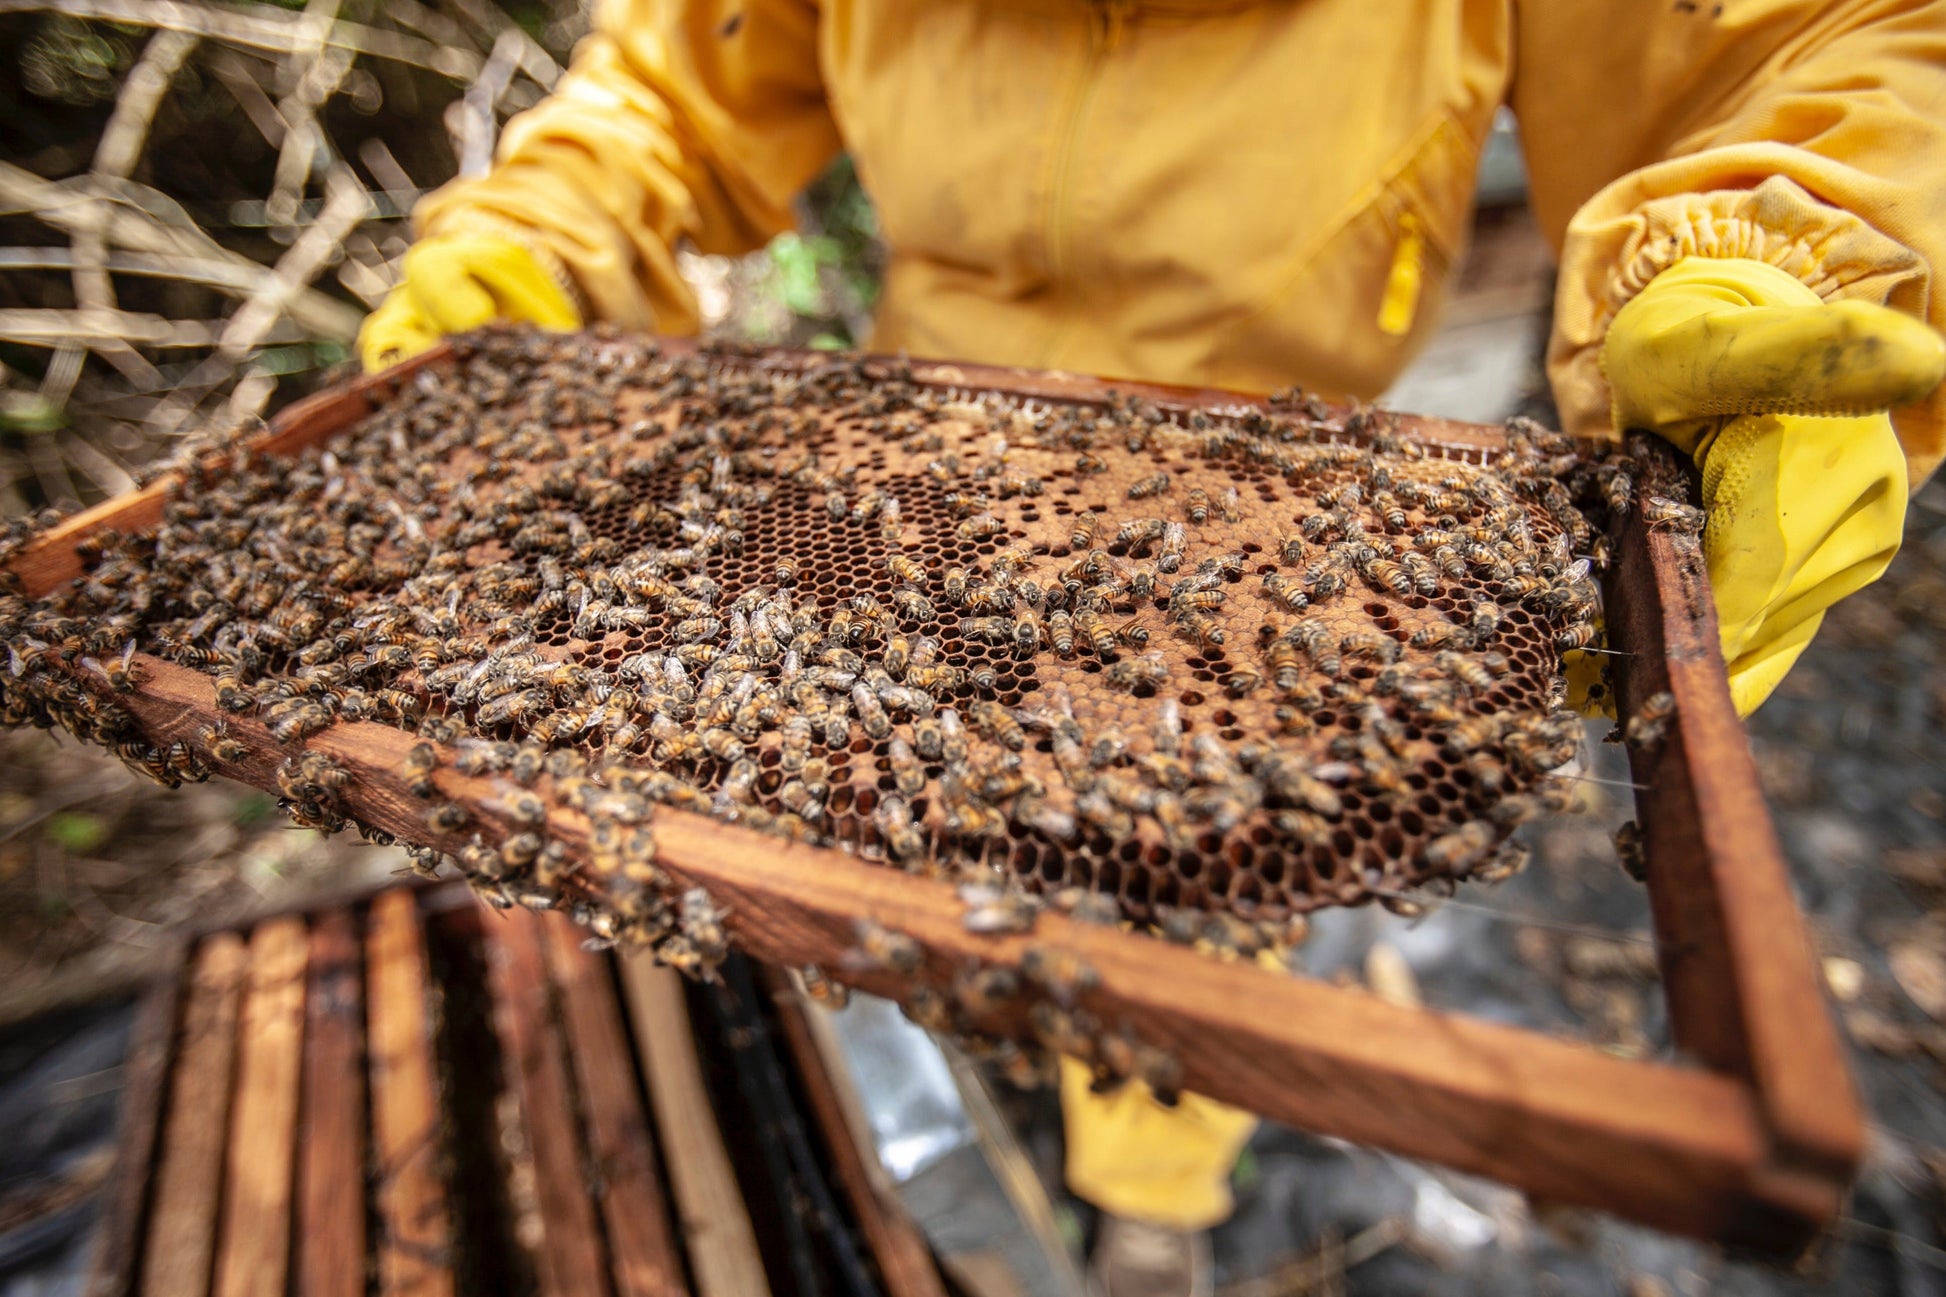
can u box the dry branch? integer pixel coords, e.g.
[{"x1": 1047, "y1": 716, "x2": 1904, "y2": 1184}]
[
  {"x1": 0, "y1": 0, "x2": 483, "y2": 79},
  {"x1": 0, "y1": 163, "x2": 363, "y2": 341},
  {"x1": 0, "y1": 308, "x2": 311, "y2": 349}
]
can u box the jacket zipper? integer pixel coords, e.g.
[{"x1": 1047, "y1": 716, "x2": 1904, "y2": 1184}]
[{"x1": 1044, "y1": 1, "x2": 1130, "y2": 301}]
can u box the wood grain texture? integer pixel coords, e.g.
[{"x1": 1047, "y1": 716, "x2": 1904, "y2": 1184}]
[
  {"x1": 620, "y1": 958, "x2": 772, "y2": 1297},
  {"x1": 214, "y1": 916, "x2": 309, "y2": 1297},
  {"x1": 84, "y1": 947, "x2": 186, "y2": 1297},
  {"x1": 366, "y1": 889, "x2": 455, "y2": 1297},
  {"x1": 141, "y1": 931, "x2": 247, "y2": 1297},
  {"x1": 6, "y1": 342, "x2": 1860, "y2": 1253},
  {"x1": 482, "y1": 912, "x2": 613, "y2": 1297},
  {"x1": 297, "y1": 908, "x2": 368, "y2": 1297},
  {"x1": 764, "y1": 972, "x2": 946, "y2": 1297},
  {"x1": 1605, "y1": 435, "x2": 1863, "y2": 1242},
  {"x1": 538, "y1": 919, "x2": 688, "y2": 1297},
  {"x1": 75, "y1": 650, "x2": 1792, "y2": 1243}
]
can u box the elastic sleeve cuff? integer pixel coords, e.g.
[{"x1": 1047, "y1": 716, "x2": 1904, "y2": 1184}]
[{"x1": 1548, "y1": 172, "x2": 1932, "y2": 449}]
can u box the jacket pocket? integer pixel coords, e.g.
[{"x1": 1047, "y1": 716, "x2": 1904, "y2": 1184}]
[{"x1": 1210, "y1": 112, "x2": 1481, "y2": 398}]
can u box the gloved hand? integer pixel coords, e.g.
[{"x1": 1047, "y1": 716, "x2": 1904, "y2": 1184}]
[
  {"x1": 357, "y1": 233, "x2": 580, "y2": 372},
  {"x1": 1059, "y1": 1057, "x2": 1258, "y2": 1231},
  {"x1": 1603, "y1": 257, "x2": 1945, "y2": 715}
]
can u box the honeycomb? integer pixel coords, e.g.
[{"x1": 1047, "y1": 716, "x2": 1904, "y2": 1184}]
[{"x1": 0, "y1": 326, "x2": 1623, "y2": 958}]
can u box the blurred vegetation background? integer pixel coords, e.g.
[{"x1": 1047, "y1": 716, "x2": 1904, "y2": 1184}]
[
  {"x1": 0, "y1": 0, "x2": 882, "y2": 1020},
  {"x1": 0, "y1": 0, "x2": 881, "y2": 519}
]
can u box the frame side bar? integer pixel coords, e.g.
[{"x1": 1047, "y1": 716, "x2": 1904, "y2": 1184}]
[{"x1": 1606, "y1": 436, "x2": 1862, "y2": 1215}]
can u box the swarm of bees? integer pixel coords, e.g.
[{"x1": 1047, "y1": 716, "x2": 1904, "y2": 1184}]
[{"x1": 0, "y1": 326, "x2": 1659, "y2": 1082}]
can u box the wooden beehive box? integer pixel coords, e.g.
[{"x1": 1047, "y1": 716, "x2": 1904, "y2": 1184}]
[
  {"x1": 8, "y1": 333, "x2": 1859, "y2": 1254},
  {"x1": 87, "y1": 883, "x2": 944, "y2": 1297}
]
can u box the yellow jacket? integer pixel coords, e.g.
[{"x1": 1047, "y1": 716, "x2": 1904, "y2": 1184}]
[{"x1": 414, "y1": 0, "x2": 1946, "y2": 486}]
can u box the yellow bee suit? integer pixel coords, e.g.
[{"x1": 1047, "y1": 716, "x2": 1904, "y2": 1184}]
[{"x1": 409, "y1": 0, "x2": 1946, "y2": 1228}]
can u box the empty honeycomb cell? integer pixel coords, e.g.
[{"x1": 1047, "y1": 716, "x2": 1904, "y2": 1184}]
[{"x1": 1, "y1": 328, "x2": 1619, "y2": 950}]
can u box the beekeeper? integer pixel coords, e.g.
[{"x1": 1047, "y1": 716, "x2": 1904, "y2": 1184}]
[{"x1": 360, "y1": 2, "x2": 1946, "y2": 1290}]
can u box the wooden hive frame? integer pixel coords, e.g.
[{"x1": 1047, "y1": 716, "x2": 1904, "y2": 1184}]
[
  {"x1": 88, "y1": 882, "x2": 950, "y2": 1297},
  {"x1": 15, "y1": 340, "x2": 1858, "y2": 1256}
]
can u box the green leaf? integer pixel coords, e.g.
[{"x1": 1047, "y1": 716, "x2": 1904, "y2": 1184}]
[
  {"x1": 45, "y1": 811, "x2": 109, "y2": 854},
  {"x1": 0, "y1": 392, "x2": 68, "y2": 436},
  {"x1": 233, "y1": 792, "x2": 277, "y2": 826}
]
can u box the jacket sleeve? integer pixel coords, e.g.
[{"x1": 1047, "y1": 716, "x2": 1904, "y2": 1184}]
[
  {"x1": 411, "y1": 0, "x2": 840, "y2": 333},
  {"x1": 1517, "y1": 1, "x2": 1945, "y2": 487}
]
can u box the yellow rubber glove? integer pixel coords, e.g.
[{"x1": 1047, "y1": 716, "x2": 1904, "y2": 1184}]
[
  {"x1": 1603, "y1": 257, "x2": 1945, "y2": 715},
  {"x1": 357, "y1": 234, "x2": 580, "y2": 372},
  {"x1": 1058, "y1": 1057, "x2": 1258, "y2": 1232}
]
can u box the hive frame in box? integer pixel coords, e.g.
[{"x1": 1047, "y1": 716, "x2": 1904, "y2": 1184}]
[{"x1": 11, "y1": 339, "x2": 1859, "y2": 1256}]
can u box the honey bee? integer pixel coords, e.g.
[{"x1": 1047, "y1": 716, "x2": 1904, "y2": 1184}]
[
  {"x1": 1440, "y1": 712, "x2": 1507, "y2": 755},
  {"x1": 1106, "y1": 652, "x2": 1169, "y2": 691},
  {"x1": 886, "y1": 553, "x2": 928, "y2": 585},
  {"x1": 957, "y1": 514, "x2": 1007, "y2": 541},
  {"x1": 1434, "y1": 650, "x2": 1496, "y2": 692},
  {"x1": 1126, "y1": 471, "x2": 1172, "y2": 499},
  {"x1": 900, "y1": 987, "x2": 954, "y2": 1033},
  {"x1": 1613, "y1": 819, "x2": 1648, "y2": 882},
  {"x1": 1374, "y1": 491, "x2": 1407, "y2": 530},
  {"x1": 1473, "y1": 839, "x2": 1532, "y2": 885},
  {"x1": 78, "y1": 641, "x2": 143, "y2": 693},
  {"x1": 960, "y1": 883, "x2": 1039, "y2": 935},
  {"x1": 1625, "y1": 690, "x2": 1676, "y2": 748},
  {"x1": 697, "y1": 727, "x2": 743, "y2": 763},
  {"x1": 1425, "y1": 820, "x2": 1496, "y2": 872},
  {"x1": 1262, "y1": 573, "x2": 1308, "y2": 611},
  {"x1": 953, "y1": 966, "x2": 1021, "y2": 1017},
  {"x1": 678, "y1": 888, "x2": 730, "y2": 964},
  {"x1": 850, "y1": 920, "x2": 923, "y2": 974},
  {"x1": 1070, "y1": 512, "x2": 1101, "y2": 550},
  {"x1": 1643, "y1": 495, "x2": 1705, "y2": 534},
  {"x1": 1074, "y1": 609, "x2": 1118, "y2": 657},
  {"x1": 887, "y1": 736, "x2": 927, "y2": 796},
  {"x1": 1050, "y1": 888, "x2": 1122, "y2": 925},
  {"x1": 1556, "y1": 621, "x2": 1599, "y2": 650},
  {"x1": 1049, "y1": 610, "x2": 1076, "y2": 657},
  {"x1": 1117, "y1": 518, "x2": 1166, "y2": 552},
  {"x1": 891, "y1": 589, "x2": 936, "y2": 622},
  {"x1": 1367, "y1": 559, "x2": 1412, "y2": 595},
  {"x1": 1021, "y1": 946, "x2": 1099, "y2": 1005},
  {"x1": 1184, "y1": 487, "x2": 1211, "y2": 523},
  {"x1": 198, "y1": 723, "x2": 249, "y2": 765},
  {"x1": 1222, "y1": 664, "x2": 1263, "y2": 697},
  {"x1": 1170, "y1": 589, "x2": 1224, "y2": 612},
  {"x1": 1012, "y1": 606, "x2": 1044, "y2": 657},
  {"x1": 718, "y1": 757, "x2": 760, "y2": 805},
  {"x1": 266, "y1": 699, "x2": 332, "y2": 743},
  {"x1": 426, "y1": 802, "x2": 469, "y2": 834},
  {"x1": 968, "y1": 699, "x2": 1025, "y2": 751},
  {"x1": 1409, "y1": 622, "x2": 1462, "y2": 650},
  {"x1": 1157, "y1": 521, "x2": 1187, "y2": 573},
  {"x1": 214, "y1": 669, "x2": 255, "y2": 713},
  {"x1": 799, "y1": 965, "x2": 852, "y2": 1010},
  {"x1": 850, "y1": 683, "x2": 892, "y2": 739},
  {"x1": 1175, "y1": 609, "x2": 1224, "y2": 647}
]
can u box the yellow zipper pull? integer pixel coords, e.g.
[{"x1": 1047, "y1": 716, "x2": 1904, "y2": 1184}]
[
  {"x1": 1091, "y1": 0, "x2": 1133, "y2": 54},
  {"x1": 1378, "y1": 210, "x2": 1424, "y2": 338}
]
